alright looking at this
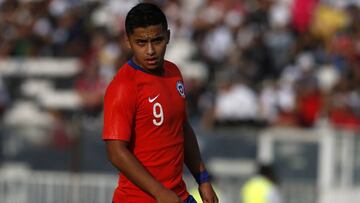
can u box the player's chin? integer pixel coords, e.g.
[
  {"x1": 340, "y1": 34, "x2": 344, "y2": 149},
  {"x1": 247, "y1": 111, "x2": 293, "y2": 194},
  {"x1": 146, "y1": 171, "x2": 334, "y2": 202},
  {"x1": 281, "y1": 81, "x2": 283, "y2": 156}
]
[{"x1": 145, "y1": 62, "x2": 161, "y2": 70}]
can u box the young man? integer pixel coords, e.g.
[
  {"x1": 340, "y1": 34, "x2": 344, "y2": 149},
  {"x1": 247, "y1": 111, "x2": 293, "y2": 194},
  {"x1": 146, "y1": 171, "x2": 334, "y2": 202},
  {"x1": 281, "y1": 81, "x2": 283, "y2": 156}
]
[{"x1": 102, "y1": 3, "x2": 218, "y2": 203}]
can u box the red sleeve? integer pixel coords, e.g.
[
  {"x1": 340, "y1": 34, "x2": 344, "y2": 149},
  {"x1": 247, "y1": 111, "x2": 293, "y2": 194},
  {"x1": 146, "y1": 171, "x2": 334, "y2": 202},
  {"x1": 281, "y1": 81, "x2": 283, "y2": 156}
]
[{"x1": 102, "y1": 79, "x2": 137, "y2": 141}]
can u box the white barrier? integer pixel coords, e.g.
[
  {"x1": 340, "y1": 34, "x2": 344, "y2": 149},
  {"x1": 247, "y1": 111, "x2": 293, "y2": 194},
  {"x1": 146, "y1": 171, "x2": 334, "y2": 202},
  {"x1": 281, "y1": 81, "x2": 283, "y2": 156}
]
[
  {"x1": 0, "y1": 166, "x2": 116, "y2": 203},
  {"x1": 0, "y1": 58, "x2": 80, "y2": 77},
  {"x1": 1, "y1": 126, "x2": 360, "y2": 203},
  {"x1": 258, "y1": 126, "x2": 360, "y2": 203}
]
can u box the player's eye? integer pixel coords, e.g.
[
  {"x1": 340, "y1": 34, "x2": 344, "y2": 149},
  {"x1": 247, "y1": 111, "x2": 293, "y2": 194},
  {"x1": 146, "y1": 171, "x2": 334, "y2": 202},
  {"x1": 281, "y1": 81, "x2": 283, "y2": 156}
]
[
  {"x1": 136, "y1": 40, "x2": 146, "y2": 46},
  {"x1": 152, "y1": 37, "x2": 164, "y2": 44}
]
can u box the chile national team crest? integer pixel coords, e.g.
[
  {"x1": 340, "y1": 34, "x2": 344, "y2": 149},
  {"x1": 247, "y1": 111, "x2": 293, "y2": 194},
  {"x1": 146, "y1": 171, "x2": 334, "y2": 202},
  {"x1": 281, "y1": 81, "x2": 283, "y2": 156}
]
[{"x1": 176, "y1": 81, "x2": 186, "y2": 98}]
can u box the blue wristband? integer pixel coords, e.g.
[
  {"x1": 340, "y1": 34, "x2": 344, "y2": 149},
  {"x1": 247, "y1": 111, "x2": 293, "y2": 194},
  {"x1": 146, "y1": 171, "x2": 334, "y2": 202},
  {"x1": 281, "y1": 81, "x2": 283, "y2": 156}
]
[{"x1": 194, "y1": 170, "x2": 211, "y2": 185}]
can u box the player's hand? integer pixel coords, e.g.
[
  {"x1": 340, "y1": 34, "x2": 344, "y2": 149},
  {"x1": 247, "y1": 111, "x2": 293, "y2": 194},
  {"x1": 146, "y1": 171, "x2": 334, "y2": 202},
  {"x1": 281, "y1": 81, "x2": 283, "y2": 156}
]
[
  {"x1": 155, "y1": 187, "x2": 182, "y2": 203},
  {"x1": 199, "y1": 182, "x2": 219, "y2": 203}
]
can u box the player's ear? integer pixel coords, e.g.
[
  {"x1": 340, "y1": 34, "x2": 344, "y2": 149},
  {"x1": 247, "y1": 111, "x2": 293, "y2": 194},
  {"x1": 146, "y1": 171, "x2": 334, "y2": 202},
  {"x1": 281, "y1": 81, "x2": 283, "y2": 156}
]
[
  {"x1": 166, "y1": 29, "x2": 170, "y2": 44},
  {"x1": 125, "y1": 35, "x2": 131, "y2": 49}
]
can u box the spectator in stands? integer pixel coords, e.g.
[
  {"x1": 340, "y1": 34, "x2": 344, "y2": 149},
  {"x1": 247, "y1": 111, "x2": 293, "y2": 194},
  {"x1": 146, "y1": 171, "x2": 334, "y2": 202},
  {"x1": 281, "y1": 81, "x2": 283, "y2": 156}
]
[
  {"x1": 256, "y1": 54, "x2": 298, "y2": 127},
  {"x1": 294, "y1": 53, "x2": 323, "y2": 127},
  {"x1": 265, "y1": 0, "x2": 294, "y2": 76},
  {"x1": 74, "y1": 60, "x2": 107, "y2": 117},
  {"x1": 0, "y1": 76, "x2": 9, "y2": 165},
  {"x1": 310, "y1": 3, "x2": 348, "y2": 44},
  {"x1": 327, "y1": 75, "x2": 360, "y2": 130},
  {"x1": 211, "y1": 71, "x2": 259, "y2": 126},
  {"x1": 0, "y1": 0, "x2": 359, "y2": 133},
  {"x1": 0, "y1": 76, "x2": 9, "y2": 118},
  {"x1": 258, "y1": 79, "x2": 296, "y2": 126},
  {"x1": 291, "y1": 0, "x2": 319, "y2": 34}
]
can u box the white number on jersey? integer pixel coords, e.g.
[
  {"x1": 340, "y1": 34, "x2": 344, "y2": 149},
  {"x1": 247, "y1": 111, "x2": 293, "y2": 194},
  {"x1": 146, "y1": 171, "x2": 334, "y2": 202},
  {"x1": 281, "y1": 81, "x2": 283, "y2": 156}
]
[{"x1": 152, "y1": 102, "x2": 164, "y2": 126}]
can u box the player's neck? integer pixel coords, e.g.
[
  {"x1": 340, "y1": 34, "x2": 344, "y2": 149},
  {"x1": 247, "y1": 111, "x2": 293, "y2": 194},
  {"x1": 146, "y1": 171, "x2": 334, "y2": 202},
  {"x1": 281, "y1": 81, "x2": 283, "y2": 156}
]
[
  {"x1": 147, "y1": 66, "x2": 164, "y2": 76},
  {"x1": 130, "y1": 58, "x2": 164, "y2": 76}
]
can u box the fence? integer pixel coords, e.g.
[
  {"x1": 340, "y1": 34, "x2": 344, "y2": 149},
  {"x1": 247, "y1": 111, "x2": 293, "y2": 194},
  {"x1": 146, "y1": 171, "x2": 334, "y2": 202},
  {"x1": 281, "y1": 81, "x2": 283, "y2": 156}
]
[
  {"x1": 1, "y1": 126, "x2": 360, "y2": 203},
  {"x1": 258, "y1": 126, "x2": 360, "y2": 203},
  {"x1": 0, "y1": 165, "x2": 116, "y2": 203}
]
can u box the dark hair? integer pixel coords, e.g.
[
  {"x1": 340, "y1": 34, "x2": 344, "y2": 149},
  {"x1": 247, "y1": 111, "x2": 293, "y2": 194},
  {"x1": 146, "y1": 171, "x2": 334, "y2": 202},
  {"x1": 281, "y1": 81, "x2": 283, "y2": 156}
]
[
  {"x1": 125, "y1": 3, "x2": 168, "y2": 35},
  {"x1": 258, "y1": 164, "x2": 278, "y2": 184}
]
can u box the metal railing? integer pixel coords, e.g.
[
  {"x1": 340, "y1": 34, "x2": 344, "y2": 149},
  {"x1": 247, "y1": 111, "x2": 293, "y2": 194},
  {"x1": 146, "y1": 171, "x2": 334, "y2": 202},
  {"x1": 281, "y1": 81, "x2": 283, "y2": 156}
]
[
  {"x1": 258, "y1": 126, "x2": 360, "y2": 203},
  {"x1": 0, "y1": 166, "x2": 116, "y2": 203},
  {"x1": 1, "y1": 126, "x2": 360, "y2": 203}
]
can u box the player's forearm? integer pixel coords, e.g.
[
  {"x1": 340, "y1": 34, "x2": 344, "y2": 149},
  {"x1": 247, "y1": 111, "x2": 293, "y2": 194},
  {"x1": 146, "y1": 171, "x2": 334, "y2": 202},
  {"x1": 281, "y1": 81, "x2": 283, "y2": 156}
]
[
  {"x1": 183, "y1": 121, "x2": 206, "y2": 174},
  {"x1": 106, "y1": 140, "x2": 166, "y2": 198}
]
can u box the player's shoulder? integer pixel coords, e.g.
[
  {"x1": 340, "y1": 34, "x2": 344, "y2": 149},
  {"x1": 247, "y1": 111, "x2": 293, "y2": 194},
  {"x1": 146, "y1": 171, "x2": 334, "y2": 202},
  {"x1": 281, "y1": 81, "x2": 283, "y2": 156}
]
[
  {"x1": 164, "y1": 60, "x2": 179, "y2": 70},
  {"x1": 112, "y1": 63, "x2": 137, "y2": 83},
  {"x1": 106, "y1": 63, "x2": 136, "y2": 94},
  {"x1": 164, "y1": 60, "x2": 182, "y2": 76}
]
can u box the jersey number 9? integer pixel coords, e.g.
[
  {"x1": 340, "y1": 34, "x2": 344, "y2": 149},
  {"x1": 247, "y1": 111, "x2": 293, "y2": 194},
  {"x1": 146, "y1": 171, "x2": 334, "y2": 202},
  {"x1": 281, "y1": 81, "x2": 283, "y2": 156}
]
[{"x1": 152, "y1": 102, "x2": 164, "y2": 126}]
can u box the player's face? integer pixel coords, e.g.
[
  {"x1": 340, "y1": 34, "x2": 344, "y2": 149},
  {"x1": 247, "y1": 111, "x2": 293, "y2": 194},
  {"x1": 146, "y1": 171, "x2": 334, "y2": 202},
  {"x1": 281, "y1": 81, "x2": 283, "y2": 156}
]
[{"x1": 127, "y1": 25, "x2": 170, "y2": 71}]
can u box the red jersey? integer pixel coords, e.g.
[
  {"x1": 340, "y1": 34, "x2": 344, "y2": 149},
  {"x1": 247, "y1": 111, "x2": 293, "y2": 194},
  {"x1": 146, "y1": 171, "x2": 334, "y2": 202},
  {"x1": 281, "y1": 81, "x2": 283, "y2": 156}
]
[{"x1": 102, "y1": 60, "x2": 189, "y2": 203}]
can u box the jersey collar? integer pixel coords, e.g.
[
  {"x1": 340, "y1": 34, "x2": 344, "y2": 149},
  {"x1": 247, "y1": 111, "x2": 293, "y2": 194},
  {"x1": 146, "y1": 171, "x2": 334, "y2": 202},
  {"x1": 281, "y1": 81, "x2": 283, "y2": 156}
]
[
  {"x1": 128, "y1": 59, "x2": 148, "y2": 73},
  {"x1": 128, "y1": 59, "x2": 165, "y2": 76}
]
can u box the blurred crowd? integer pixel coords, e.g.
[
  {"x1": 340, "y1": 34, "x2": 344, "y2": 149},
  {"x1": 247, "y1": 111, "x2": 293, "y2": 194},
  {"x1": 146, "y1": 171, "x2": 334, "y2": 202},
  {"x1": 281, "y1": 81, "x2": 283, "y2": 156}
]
[{"x1": 0, "y1": 0, "x2": 360, "y2": 132}]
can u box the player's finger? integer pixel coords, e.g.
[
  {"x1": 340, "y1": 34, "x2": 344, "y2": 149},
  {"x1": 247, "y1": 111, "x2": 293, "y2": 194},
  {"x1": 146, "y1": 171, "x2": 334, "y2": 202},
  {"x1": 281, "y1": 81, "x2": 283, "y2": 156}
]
[
  {"x1": 208, "y1": 195, "x2": 218, "y2": 203},
  {"x1": 203, "y1": 197, "x2": 215, "y2": 203}
]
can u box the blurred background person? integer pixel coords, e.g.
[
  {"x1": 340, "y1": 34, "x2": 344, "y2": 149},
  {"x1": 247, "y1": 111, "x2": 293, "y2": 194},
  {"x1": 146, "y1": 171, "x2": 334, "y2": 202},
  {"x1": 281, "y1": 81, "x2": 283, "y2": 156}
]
[{"x1": 241, "y1": 163, "x2": 283, "y2": 203}]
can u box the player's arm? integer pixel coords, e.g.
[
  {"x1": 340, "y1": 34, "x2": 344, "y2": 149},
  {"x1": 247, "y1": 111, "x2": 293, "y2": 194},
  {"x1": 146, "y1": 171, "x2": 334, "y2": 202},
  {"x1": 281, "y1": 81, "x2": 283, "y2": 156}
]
[
  {"x1": 183, "y1": 120, "x2": 219, "y2": 203},
  {"x1": 106, "y1": 140, "x2": 182, "y2": 203}
]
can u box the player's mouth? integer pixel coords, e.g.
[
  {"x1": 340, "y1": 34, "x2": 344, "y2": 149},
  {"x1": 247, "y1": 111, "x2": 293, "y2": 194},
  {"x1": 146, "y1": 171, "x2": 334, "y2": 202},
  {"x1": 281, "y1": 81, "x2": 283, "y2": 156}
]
[{"x1": 146, "y1": 58, "x2": 158, "y2": 65}]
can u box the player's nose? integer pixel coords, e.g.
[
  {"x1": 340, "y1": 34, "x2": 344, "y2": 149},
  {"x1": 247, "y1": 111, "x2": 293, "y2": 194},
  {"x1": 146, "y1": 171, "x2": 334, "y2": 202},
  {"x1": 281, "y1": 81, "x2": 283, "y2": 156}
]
[{"x1": 146, "y1": 43, "x2": 155, "y2": 55}]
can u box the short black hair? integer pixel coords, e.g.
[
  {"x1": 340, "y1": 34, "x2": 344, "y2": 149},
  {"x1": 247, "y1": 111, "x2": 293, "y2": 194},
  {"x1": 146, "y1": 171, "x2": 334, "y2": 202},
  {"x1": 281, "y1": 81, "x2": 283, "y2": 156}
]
[
  {"x1": 125, "y1": 3, "x2": 168, "y2": 35},
  {"x1": 258, "y1": 164, "x2": 278, "y2": 184}
]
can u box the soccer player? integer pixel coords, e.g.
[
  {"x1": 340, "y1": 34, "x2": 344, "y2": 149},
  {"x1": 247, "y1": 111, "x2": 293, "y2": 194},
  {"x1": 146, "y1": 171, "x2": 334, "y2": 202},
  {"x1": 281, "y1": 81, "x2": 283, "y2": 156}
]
[{"x1": 102, "y1": 3, "x2": 218, "y2": 203}]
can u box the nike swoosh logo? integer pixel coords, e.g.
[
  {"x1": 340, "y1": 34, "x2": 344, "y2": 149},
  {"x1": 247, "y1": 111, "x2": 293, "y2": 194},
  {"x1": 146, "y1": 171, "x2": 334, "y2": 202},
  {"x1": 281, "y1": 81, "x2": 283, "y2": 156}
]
[{"x1": 148, "y1": 94, "x2": 160, "y2": 103}]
